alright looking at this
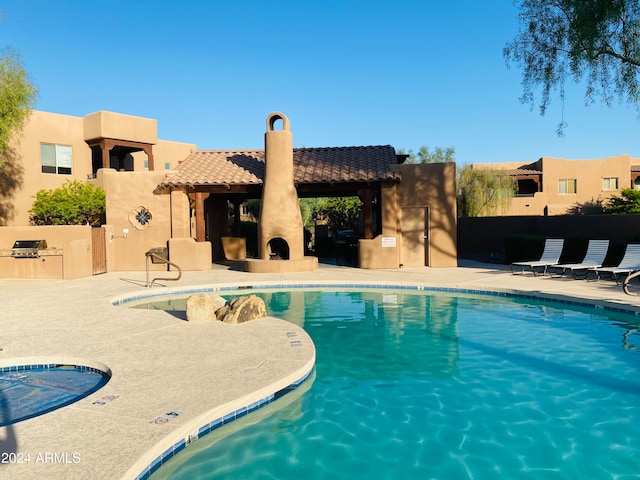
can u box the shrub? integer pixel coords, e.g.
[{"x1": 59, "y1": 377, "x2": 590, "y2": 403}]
[
  {"x1": 604, "y1": 188, "x2": 640, "y2": 214},
  {"x1": 30, "y1": 180, "x2": 106, "y2": 226}
]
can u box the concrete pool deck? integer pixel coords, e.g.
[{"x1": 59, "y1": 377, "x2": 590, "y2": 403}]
[{"x1": 2, "y1": 260, "x2": 640, "y2": 479}]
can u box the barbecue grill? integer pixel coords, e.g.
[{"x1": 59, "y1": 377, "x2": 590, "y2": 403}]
[{"x1": 11, "y1": 240, "x2": 48, "y2": 258}]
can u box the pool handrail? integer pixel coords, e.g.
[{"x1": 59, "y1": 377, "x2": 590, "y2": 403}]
[{"x1": 145, "y1": 251, "x2": 182, "y2": 288}]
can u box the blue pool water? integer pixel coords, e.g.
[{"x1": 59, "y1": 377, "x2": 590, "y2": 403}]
[
  {"x1": 146, "y1": 289, "x2": 640, "y2": 479},
  {"x1": 0, "y1": 364, "x2": 109, "y2": 426}
]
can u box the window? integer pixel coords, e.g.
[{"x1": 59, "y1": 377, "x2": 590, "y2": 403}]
[
  {"x1": 164, "y1": 162, "x2": 171, "y2": 170},
  {"x1": 558, "y1": 178, "x2": 577, "y2": 194},
  {"x1": 41, "y1": 143, "x2": 72, "y2": 175},
  {"x1": 602, "y1": 177, "x2": 619, "y2": 190}
]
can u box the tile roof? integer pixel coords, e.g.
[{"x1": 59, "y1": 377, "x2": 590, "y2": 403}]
[
  {"x1": 510, "y1": 168, "x2": 543, "y2": 175},
  {"x1": 160, "y1": 145, "x2": 401, "y2": 188},
  {"x1": 509, "y1": 162, "x2": 542, "y2": 175}
]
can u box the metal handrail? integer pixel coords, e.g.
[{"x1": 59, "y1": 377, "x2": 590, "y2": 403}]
[
  {"x1": 145, "y1": 252, "x2": 182, "y2": 288},
  {"x1": 623, "y1": 270, "x2": 640, "y2": 296}
]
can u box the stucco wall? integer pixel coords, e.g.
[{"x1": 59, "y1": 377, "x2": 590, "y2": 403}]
[
  {"x1": 93, "y1": 169, "x2": 172, "y2": 271},
  {"x1": 361, "y1": 163, "x2": 457, "y2": 269},
  {"x1": 92, "y1": 169, "x2": 211, "y2": 273},
  {"x1": 539, "y1": 156, "x2": 631, "y2": 214},
  {"x1": 4, "y1": 110, "x2": 197, "y2": 228},
  {"x1": 4, "y1": 111, "x2": 91, "y2": 226},
  {"x1": 133, "y1": 139, "x2": 197, "y2": 172},
  {"x1": 395, "y1": 163, "x2": 458, "y2": 268},
  {"x1": 359, "y1": 235, "x2": 399, "y2": 269},
  {"x1": 83, "y1": 110, "x2": 157, "y2": 144},
  {"x1": 380, "y1": 182, "x2": 400, "y2": 237},
  {"x1": 0, "y1": 225, "x2": 93, "y2": 279},
  {"x1": 480, "y1": 155, "x2": 636, "y2": 216}
]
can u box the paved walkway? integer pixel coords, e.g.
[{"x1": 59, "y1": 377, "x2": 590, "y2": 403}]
[{"x1": 2, "y1": 260, "x2": 640, "y2": 480}]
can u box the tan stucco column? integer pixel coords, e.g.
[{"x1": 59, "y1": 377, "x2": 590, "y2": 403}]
[{"x1": 170, "y1": 189, "x2": 191, "y2": 238}]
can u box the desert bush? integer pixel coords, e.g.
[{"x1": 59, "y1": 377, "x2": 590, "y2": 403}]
[{"x1": 30, "y1": 180, "x2": 105, "y2": 226}]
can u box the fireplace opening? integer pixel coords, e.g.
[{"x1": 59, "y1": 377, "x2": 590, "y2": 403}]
[{"x1": 267, "y1": 237, "x2": 290, "y2": 260}]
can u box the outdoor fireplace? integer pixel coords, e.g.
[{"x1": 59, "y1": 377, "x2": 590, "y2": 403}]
[
  {"x1": 244, "y1": 112, "x2": 317, "y2": 273},
  {"x1": 267, "y1": 238, "x2": 290, "y2": 260},
  {"x1": 257, "y1": 112, "x2": 304, "y2": 261}
]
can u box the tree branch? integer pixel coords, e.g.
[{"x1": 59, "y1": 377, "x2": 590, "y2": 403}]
[{"x1": 602, "y1": 48, "x2": 640, "y2": 67}]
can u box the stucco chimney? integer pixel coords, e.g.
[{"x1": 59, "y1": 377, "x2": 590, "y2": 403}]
[{"x1": 258, "y1": 112, "x2": 304, "y2": 260}]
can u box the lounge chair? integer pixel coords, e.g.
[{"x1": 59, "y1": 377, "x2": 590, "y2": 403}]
[
  {"x1": 510, "y1": 238, "x2": 564, "y2": 276},
  {"x1": 547, "y1": 239, "x2": 610, "y2": 279},
  {"x1": 587, "y1": 244, "x2": 640, "y2": 284}
]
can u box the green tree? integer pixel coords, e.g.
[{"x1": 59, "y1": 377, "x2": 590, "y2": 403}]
[
  {"x1": 604, "y1": 188, "x2": 640, "y2": 214},
  {"x1": 504, "y1": 0, "x2": 640, "y2": 134},
  {"x1": 566, "y1": 198, "x2": 605, "y2": 215},
  {"x1": 417, "y1": 145, "x2": 456, "y2": 163},
  {"x1": 317, "y1": 196, "x2": 362, "y2": 233},
  {"x1": 395, "y1": 148, "x2": 416, "y2": 163},
  {"x1": 0, "y1": 48, "x2": 38, "y2": 164},
  {"x1": 30, "y1": 180, "x2": 106, "y2": 226},
  {"x1": 457, "y1": 166, "x2": 517, "y2": 217},
  {"x1": 242, "y1": 199, "x2": 261, "y2": 220},
  {"x1": 299, "y1": 198, "x2": 323, "y2": 230},
  {"x1": 398, "y1": 146, "x2": 456, "y2": 164}
]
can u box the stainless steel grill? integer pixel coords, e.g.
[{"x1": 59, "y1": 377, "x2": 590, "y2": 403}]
[{"x1": 11, "y1": 240, "x2": 47, "y2": 258}]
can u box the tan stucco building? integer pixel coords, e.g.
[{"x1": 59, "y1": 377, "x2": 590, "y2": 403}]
[
  {"x1": 475, "y1": 154, "x2": 640, "y2": 216},
  {"x1": 0, "y1": 109, "x2": 458, "y2": 279},
  {"x1": 2, "y1": 110, "x2": 196, "y2": 226}
]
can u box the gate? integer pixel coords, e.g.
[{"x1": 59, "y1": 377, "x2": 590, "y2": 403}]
[{"x1": 91, "y1": 227, "x2": 107, "y2": 275}]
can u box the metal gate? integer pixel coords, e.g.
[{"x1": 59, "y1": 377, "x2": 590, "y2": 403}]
[{"x1": 91, "y1": 227, "x2": 107, "y2": 275}]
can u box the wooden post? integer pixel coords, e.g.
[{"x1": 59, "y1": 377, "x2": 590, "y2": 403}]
[
  {"x1": 363, "y1": 188, "x2": 373, "y2": 239},
  {"x1": 101, "y1": 139, "x2": 110, "y2": 169},
  {"x1": 195, "y1": 192, "x2": 206, "y2": 242},
  {"x1": 233, "y1": 201, "x2": 241, "y2": 236},
  {"x1": 144, "y1": 145, "x2": 155, "y2": 171}
]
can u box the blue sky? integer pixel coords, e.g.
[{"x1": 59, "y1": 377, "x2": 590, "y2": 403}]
[{"x1": 2, "y1": 0, "x2": 639, "y2": 165}]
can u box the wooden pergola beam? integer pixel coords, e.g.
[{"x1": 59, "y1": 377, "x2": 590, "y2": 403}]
[{"x1": 86, "y1": 138, "x2": 155, "y2": 171}]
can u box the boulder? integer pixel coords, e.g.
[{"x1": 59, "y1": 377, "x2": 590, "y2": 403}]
[
  {"x1": 210, "y1": 295, "x2": 227, "y2": 311},
  {"x1": 186, "y1": 294, "x2": 226, "y2": 322},
  {"x1": 216, "y1": 295, "x2": 267, "y2": 324}
]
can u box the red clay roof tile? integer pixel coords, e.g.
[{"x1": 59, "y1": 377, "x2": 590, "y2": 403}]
[
  {"x1": 161, "y1": 145, "x2": 400, "y2": 188},
  {"x1": 510, "y1": 168, "x2": 543, "y2": 175}
]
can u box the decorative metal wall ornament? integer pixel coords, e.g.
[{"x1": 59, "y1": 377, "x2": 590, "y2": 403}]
[{"x1": 129, "y1": 206, "x2": 153, "y2": 230}]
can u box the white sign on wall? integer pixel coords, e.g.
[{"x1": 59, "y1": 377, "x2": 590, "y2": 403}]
[{"x1": 381, "y1": 236, "x2": 397, "y2": 248}]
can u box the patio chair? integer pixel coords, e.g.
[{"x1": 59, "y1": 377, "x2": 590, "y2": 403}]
[
  {"x1": 547, "y1": 239, "x2": 610, "y2": 279},
  {"x1": 587, "y1": 244, "x2": 640, "y2": 284},
  {"x1": 510, "y1": 238, "x2": 564, "y2": 276}
]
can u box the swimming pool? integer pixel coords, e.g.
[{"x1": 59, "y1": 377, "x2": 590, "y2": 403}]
[
  {"x1": 0, "y1": 363, "x2": 110, "y2": 427},
  {"x1": 140, "y1": 288, "x2": 640, "y2": 479}
]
